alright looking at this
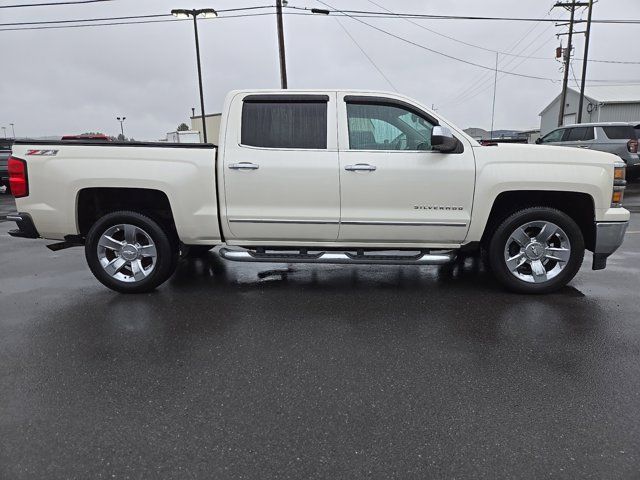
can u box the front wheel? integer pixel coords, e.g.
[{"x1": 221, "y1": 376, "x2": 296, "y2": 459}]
[
  {"x1": 488, "y1": 207, "x2": 585, "y2": 294},
  {"x1": 85, "y1": 211, "x2": 178, "y2": 293}
]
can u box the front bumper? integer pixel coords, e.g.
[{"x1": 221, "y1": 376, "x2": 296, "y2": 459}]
[
  {"x1": 6, "y1": 212, "x2": 40, "y2": 239},
  {"x1": 592, "y1": 221, "x2": 629, "y2": 270}
]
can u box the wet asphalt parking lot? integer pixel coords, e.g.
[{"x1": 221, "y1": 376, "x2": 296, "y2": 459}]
[{"x1": 1, "y1": 186, "x2": 640, "y2": 479}]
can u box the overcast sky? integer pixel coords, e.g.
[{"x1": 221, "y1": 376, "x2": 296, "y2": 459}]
[{"x1": 1, "y1": 0, "x2": 639, "y2": 140}]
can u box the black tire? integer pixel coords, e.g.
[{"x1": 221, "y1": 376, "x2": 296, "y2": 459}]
[
  {"x1": 488, "y1": 207, "x2": 585, "y2": 294},
  {"x1": 85, "y1": 211, "x2": 178, "y2": 293}
]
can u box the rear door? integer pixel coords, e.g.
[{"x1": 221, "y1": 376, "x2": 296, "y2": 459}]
[
  {"x1": 336, "y1": 94, "x2": 475, "y2": 244},
  {"x1": 222, "y1": 93, "x2": 340, "y2": 242}
]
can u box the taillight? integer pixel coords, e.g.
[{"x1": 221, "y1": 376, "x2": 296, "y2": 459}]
[
  {"x1": 8, "y1": 156, "x2": 28, "y2": 198},
  {"x1": 627, "y1": 138, "x2": 638, "y2": 153}
]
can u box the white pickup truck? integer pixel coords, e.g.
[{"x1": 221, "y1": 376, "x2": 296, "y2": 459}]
[{"x1": 7, "y1": 90, "x2": 630, "y2": 294}]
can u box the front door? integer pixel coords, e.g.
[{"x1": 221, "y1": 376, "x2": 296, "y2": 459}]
[
  {"x1": 337, "y1": 95, "x2": 475, "y2": 244},
  {"x1": 222, "y1": 93, "x2": 340, "y2": 242}
]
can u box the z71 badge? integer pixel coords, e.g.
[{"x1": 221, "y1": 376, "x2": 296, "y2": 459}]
[{"x1": 26, "y1": 149, "x2": 59, "y2": 156}]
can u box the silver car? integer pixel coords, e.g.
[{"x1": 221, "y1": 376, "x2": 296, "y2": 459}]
[{"x1": 537, "y1": 122, "x2": 640, "y2": 178}]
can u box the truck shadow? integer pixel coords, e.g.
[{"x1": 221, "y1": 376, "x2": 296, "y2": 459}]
[{"x1": 167, "y1": 249, "x2": 585, "y2": 298}]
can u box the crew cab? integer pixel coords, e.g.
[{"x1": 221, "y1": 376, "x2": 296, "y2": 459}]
[{"x1": 6, "y1": 90, "x2": 630, "y2": 294}]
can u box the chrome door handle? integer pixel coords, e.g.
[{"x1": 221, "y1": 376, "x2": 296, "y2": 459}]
[
  {"x1": 578, "y1": 145, "x2": 590, "y2": 149},
  {"x1": 229, "y1": 162, "x2": 259, "y2": 170},
  {"x1": 345, "y1": 163, "x2": 377, "y2": 172}
]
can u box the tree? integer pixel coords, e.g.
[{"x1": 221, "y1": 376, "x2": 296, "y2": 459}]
[{"x1": 177, "y1": 123, "x2": 189, "y2": 132}]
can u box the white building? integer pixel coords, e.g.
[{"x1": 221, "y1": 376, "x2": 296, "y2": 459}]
[
  {"x1": 190, "y1": 113, "x2": 222, "y2": 144},
  {"x1": 539, "y1": 85, "x2": 640, "y2": 135}
]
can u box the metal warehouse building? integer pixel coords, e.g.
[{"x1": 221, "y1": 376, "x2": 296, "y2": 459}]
[{"x1": 539, "y1": 85, "x2": 640, "y2": 135}]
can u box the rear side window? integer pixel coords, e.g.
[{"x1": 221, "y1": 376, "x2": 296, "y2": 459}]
[
  {"x1": 567, "y1": 127, "x2": 594, "y2": 141},
  {"x1": 241, "y1": 97, "x2": 328, "y2": 149},
  {"x1": 602, "y1": 126, "x2": 636, "y2": 140}
]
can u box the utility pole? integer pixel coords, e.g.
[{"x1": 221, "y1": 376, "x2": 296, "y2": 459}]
[
  {"x1": 490, "y1": 52, "x2": 498, "y2": 140},
  {"x1": 556, "y1": 1, "x2": 576, "y2": 127},
  {"x1": 275, "y1": 0, "x2": 288, "y2": 89},
  {"x1": 554, "y1": 1, "x2": 589, "y2": 127},
  {"x1": 577, "y1": 0, "x2": 594, "y2": 123}
]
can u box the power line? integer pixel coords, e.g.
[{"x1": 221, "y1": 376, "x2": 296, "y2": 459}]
[
  {"x1": 0, "y1": 0, "x2": 115, "y2": 8},
  {"x1": 0, "y1": 6, "x2": 272, "y2": 27},
  {"x1": 0, "y1": 11, "x2": 296, "y2": 32},
  {"x1": 444, "y1": 24, "x2": 557, "y2": 107},
  {"x1": 285, "y1": 5, "x2": 640, "y2": 24},
  {"x1": 316, "y1": 2, "x2": 640, "y2": 88},
  {"x1": 360, "y1": 0, "x2": 640, "y2": 65},
  {"x1": 334, "y1": 17, "x2": 398, "y2": 92},
  {"x1": 442, "y1": 9, "x2": 555, "y2": 106},
  {"x1": 315, "y1": 0, "x2": 560, "y2": 82}
]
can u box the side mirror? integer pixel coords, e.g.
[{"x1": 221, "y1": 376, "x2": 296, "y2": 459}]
[
  {"x1": 535, "y1": 137, "x2": 542, "y2": 144},
  {"x1": 431, "y1": 126, "x2": 458, "y2": 153}
]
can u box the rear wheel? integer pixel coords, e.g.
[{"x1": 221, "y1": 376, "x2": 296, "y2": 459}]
[
  {"x1": 85, "y1": 211, "x2": 178, "y2": 293},
  {"x1": 488, "y1": 207, "x2": 585, "y2": 294}
]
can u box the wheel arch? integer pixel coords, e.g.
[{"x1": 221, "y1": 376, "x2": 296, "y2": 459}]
[
  {"x1": 479, "y1": 190, "x2": 596, "y2": 251},
  {"x1": 77, "y1": 187, "x2": 178, "y2": 241}
]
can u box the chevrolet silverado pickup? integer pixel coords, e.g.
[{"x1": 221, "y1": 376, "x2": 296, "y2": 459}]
[{"x1": 6, "y1": 90, "x2": 630, "y2": 294}]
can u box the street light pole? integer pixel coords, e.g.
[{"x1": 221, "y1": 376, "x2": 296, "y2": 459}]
[
  {"x1": 172, "y1": 8, "x2": 218, "y2": 144},
  {"x1": 9, "y1": 123, "x2": 15, "y2": 138},
  {"x1": 192, "y1": 13, "x2": 208, "y2": 143},
  {"x1": 117, "y1": 116, "x2": 126, "y2": 139}
]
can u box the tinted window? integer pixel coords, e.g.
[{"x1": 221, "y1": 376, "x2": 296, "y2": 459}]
[
  {"x1": 583, "y1": 127, "x2": 595, "y2": 140},
  {"x1": 241, "y1": 100, "x2": 327, "y2": 149},
  {"x1": 541, "y1": 129, "x2": 565, "y2": 143},
  {"x1": 347, "y1": 103, "x2": 434, "y2": 150},
  {"x1": 602, "y1": 126, "x2": 636, "y2": 140},
  {"x1": 567, "y1": 127, "x2": 593, "y2": 141}
]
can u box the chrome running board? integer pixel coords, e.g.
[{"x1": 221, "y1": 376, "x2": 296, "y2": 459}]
[{"x1": 218, "y1": 248, "x2": 456, "y2": 265}]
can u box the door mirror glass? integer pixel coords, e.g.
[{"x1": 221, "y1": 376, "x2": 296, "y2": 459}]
[{"x1": 431, "y1": 126, "x2": 458, "y2": 153}]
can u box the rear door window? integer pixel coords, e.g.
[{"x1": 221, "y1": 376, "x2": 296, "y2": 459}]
[
  {"x1": 602, "y1": 126, "x2": 636, "y2": 140},
  {"x1": 241, "y1": 97, "x2": 328, "y2": 149},
  {"x1": 567, "y1": 127, "x2": 593, "y2": 141}
]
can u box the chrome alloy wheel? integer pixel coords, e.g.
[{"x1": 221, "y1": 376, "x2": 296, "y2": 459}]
[
  {"x1": 97, "y1": 224, "x2": 157, "y2": 283},
  {"x1": 503, "y1": 220, "x2": 571, "y2": 284}
]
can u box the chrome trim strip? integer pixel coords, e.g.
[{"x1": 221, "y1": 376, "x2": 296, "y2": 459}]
[
  {"x1": 228, "y1": 218, "x2": 467, "y2": 227},
  {"x1": 341, "y1": 220, "x2": 467, "y2": 227},
  {"x1": 229, "y1": 218, "x2": 339, "y2": 225},
  {"x1": 6, "y1": 214, "x2": 23, "y2": 222}
]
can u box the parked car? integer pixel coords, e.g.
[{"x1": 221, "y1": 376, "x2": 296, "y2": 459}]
[
  {"x1": 6, "y1": 89, "x2": 630, "y2": 294},
  {"x1": 0, "y1": 139, "x2": 14, "y2": 193},
  {"x1": 536, "y1": 122, "x2": 640, "y2": 178}
]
